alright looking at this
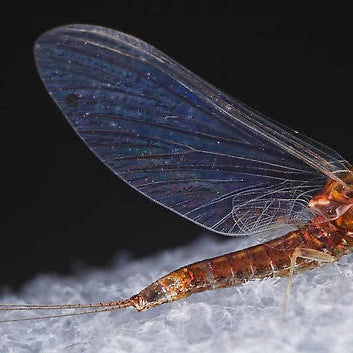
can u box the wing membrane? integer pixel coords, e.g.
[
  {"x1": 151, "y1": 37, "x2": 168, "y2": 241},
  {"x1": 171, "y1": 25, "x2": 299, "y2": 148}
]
[{"x1": 34, "y1": 25, "x2": 350, "y2": 235}]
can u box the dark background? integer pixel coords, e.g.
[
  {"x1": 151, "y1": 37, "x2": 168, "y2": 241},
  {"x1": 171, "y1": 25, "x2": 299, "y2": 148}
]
[{"x1": 3, "y1": 11, "x2": 352, "y2": 289}]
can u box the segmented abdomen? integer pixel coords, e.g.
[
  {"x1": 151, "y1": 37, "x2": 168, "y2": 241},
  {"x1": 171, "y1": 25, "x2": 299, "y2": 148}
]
[
  {"x1": 184, "y1": 230, "x2": 310, "y2": 292},
  {"x1": 132, "y1": 223, "x2": 352, "y2": 311}
]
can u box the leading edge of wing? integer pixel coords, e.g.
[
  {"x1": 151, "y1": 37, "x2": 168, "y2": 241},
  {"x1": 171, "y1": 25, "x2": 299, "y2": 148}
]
[{"x1": 33, "y1": 24, "x2": 350, "y2": 236}]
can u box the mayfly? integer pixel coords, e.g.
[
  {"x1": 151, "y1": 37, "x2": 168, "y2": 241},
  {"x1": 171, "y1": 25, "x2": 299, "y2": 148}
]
[{"x1": 1, "y1": 24, "x2": 352, "y2": 322}]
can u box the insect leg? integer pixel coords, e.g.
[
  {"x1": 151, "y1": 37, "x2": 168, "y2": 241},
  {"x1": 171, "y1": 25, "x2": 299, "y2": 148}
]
[{"x1": 283, "y1": 248, "x2": 336, "y2": 317}]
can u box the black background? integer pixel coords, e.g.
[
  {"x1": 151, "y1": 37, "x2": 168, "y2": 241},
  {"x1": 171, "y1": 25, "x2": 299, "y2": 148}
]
[{"x1": 3, "y1": 11, "x2": 352, "y2": 290}]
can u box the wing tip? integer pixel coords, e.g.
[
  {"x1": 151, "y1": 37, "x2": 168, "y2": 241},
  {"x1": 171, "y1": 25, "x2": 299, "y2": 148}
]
[{"x1": 34, "y1": 23, "x2": 104, "y2": 55}]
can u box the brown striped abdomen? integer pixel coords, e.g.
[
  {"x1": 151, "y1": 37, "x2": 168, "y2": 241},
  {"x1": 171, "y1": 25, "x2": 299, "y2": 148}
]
[{"x1": 132, "y1": 223, "x2": 352, "y2": 311}]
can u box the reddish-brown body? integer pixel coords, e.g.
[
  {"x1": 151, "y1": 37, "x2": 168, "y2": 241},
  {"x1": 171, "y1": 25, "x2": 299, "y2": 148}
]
[
  {"x1": 132, "y1": 220, "x2": 352, "y2": 311},
  {"x1": 129, "y1": 168, "x2": 353, "y2": 311}
]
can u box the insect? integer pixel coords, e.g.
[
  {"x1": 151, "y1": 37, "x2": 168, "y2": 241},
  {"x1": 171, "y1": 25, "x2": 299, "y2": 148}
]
[{"x1": 1, "y1": 24, "x2": 352, "y2": 322}]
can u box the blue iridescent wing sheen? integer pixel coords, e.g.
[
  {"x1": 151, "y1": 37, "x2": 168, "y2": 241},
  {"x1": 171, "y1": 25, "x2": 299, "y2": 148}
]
[{"x1": 34, "y1": 24, "x2": 350, "y2": 236}]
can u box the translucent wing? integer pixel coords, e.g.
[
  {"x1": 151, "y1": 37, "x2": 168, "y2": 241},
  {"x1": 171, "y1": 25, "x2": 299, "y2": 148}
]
[{"x1": 34, "y1": 25, "x2": 350, "y2": 236}]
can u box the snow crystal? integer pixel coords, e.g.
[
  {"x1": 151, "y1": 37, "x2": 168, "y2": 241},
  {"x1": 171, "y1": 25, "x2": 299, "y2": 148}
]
[{"x1": 0, "y1": 234, "x2": 352, "y2": 353}]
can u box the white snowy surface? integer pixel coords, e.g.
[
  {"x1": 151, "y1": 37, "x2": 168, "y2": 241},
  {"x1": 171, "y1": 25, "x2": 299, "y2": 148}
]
[{"x1": 0, "y1": 234, "x2": 352, "y2": 353}]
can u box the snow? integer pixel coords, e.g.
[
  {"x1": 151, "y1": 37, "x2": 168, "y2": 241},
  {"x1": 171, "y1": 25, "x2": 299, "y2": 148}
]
[{"x1": 0, "y1": 234, "x2": 352, "y2": 353}]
